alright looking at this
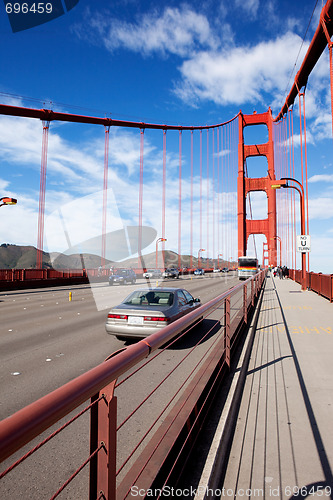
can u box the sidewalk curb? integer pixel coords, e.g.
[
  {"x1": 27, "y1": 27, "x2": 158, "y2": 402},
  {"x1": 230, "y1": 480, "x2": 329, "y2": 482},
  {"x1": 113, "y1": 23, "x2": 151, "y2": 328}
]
[{"x1": 194, "y1": 276, "x2": 267, "y2": 499}]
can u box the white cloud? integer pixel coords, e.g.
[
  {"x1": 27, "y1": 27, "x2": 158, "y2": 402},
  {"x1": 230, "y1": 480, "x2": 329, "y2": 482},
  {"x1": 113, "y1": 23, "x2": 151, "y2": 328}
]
[
  {"x1": 0, "y1": 178, "x2": 10, "y2": 192},
  {"x1": 308, "y1": 196, "x2": 333, "y2": 220},
  {"x1": 175, "y1": 32, "x2": 308, "y2": 106},
  {"x1": 95, "y1": 5, "x2": 217, "y2": 58},
  {"x1": 308, "y1": 174, "x2": 333, "y2": 183},
  {"x1": 235, "y1": 0, "x2": 260, "y2": 19}
]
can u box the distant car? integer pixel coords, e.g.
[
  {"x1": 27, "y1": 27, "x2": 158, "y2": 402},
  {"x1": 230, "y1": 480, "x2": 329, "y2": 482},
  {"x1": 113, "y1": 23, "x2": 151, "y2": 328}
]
[
  {"x1": 109, "y1": 269, "x2": 136, "y2": 286},
  {"x1": 194, "y1": 268, "x2": 205, "y2": 275},
  {"x1": 222, "y1": 267, "x2": 229, "y2": 273},
  {"x1": 162, "y1": 268, "x2": 180, "y2": 279},
  {"x1": 213, "y1": 268, "x2": 220, "y2": 273},
  {"x1": 105, "y1": 288, "x2": 201, "y2": 340},
  {"x1": 143, "y1": 269, "x2": 162, "y2": 279}
]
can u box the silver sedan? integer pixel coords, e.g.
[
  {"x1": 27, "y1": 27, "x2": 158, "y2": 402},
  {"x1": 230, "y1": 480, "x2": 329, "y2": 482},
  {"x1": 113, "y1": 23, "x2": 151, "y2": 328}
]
[{"x1": 105, "y1": 288, "x2": 201, "y2": 340}]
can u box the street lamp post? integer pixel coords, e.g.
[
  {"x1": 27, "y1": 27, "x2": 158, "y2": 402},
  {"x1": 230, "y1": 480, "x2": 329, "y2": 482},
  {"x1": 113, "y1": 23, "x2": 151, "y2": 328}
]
[
  {"x1": 0, "y1": 197, "x2": 17, "y2": 207},
  {"x1": 217, "y1": 253, "x2": 223, "y2": 269},
  {"x1": 156, "y1": 238, "x2": 167, "y2": 269},
  {"x1": 271, "y1": 177, "x2": 306, "y2": 291},
  {"x1": 198, "y1": 248, "x2": 205, "y2": 269}
]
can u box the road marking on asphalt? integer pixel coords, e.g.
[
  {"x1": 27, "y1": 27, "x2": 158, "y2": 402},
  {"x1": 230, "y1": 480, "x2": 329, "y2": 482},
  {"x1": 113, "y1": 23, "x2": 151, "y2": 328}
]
[
  {"x1": 290, "y1": 326, "x2": 332, "y2": 334},
  {"x1": 262, "y1": 325, "x2": 332, "y2": 334}
]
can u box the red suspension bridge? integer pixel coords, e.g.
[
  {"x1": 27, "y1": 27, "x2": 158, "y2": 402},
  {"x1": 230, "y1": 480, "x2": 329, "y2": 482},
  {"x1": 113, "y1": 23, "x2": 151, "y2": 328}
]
[{"x1": 0, "y1": 1, "x2": 333, "y2": 499}]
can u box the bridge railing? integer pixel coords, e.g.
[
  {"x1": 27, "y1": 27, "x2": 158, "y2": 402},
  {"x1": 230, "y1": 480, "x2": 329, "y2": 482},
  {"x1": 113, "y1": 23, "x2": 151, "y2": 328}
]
[
  {"x1": 289, "y1": 269, "x2": 333, "y2": 302},
  {"x1": 0, "y1": 271, "x2": 266, "y2": 499}
]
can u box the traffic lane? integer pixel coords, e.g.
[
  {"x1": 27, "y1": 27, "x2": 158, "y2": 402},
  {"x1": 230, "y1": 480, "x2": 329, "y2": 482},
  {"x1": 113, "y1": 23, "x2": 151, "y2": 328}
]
[
  {"x1": 115, "y1": 278, "x2": 241, "y2": 481},
  {"x1": 0, "y1": 283, "x2": 124, "y2": 418},
  {"x1": 0, "y1": 274, "x2": 237, "y2": 350},
  {"x1": 0, "y1": 275, "x2": 238, "y2": 419},
  {"x1": 0, "y1": 276, "x2": 241, "y2": 499}
]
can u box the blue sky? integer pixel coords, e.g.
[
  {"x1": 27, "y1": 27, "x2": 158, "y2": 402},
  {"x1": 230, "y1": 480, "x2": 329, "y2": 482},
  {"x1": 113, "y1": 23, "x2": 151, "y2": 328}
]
[{"x1": 0, "y1": 0, "x2": 332, "y2": 272}]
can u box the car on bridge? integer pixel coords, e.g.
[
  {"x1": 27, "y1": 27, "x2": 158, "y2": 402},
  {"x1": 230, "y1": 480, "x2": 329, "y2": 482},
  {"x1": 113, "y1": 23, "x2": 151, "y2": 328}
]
[
  {"x1": 143, "y1": 269, "x2": 162, "y2": 279},
  {"x1": 162, "y1": 268, "x2": 180, "y2": 279},
  {"x1": 194, "y1": 268, "x2": 205, "y2": 275},
  {"x1": 109, "y1": 269, "x2": 137, "y2": 286},
  {"x1": 105, "y1": 287, "x2": 201, "y2": 340}
]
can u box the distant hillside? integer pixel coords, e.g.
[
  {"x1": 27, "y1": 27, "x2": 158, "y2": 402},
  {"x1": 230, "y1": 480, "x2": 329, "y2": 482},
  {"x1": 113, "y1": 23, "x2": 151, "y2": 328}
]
[
  {"x1": 0, "y1": 244, "x2": 52, "y2": 269},
  {"x1": 0, "y1": 244, "x2": 112, "y2": 270},
  {"x1": 0, "y1": 244, "x2": 234, "y2": 270}
]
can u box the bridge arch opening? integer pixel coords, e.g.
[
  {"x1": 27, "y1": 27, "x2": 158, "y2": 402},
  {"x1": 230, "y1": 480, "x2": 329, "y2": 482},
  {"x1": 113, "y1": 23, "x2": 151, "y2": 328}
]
[
  {"x1": 243, "y1": 123, "x2": 268, "y2": 146},
  {"x1": 246, "y1": 233, "x2": 267, "y2": 265},
  {"x1": 246, "y1": 190, "x2": 267, "y2": 220},
  {"x1": 245, "y1": 156, "x2": 268, "y2": 178}
]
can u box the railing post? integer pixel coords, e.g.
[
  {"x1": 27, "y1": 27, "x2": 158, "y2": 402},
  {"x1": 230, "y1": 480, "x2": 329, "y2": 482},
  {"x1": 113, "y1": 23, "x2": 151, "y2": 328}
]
[
  {"x1": 225, "y1": 296, "x2": 230, "y2": 367},
  {"x1": 251, "y1": 279, "x2": 254, "y2": 307},
  {"x1": 243, "y1": 283, "x2": 247, "y2": 324},
  {"x1": 90, "y1": 381, "x2": 117, "y2": 500}
]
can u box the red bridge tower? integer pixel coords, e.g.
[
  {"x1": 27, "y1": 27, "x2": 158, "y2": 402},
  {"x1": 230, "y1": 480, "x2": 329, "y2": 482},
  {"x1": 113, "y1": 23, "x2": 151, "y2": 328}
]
[{"x1": 237, "y1": 110, "x2": 277, "y2": 267}]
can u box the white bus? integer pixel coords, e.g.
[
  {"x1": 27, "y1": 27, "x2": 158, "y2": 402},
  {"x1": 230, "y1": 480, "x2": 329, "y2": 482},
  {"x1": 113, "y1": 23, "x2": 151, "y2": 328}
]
[{"x1": 238, "y1": 256, "x2": 259, "y2": 280}]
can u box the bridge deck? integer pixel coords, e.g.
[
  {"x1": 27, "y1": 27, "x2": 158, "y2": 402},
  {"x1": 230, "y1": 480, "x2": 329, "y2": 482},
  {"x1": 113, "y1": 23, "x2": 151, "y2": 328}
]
[{"x1": 221, "y1": 274, "x2": 333, "y2": 499}]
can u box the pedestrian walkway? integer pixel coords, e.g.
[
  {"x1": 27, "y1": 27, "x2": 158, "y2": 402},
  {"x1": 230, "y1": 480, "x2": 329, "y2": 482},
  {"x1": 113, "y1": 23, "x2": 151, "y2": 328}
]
[{"x1": 222, "y1": 273, "x2": 333, "y2": 499}]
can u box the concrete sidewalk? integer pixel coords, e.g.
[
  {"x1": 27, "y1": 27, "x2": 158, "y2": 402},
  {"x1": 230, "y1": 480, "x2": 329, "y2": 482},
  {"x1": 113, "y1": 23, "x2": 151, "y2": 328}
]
[{"x1": 222, "y1": 273, "x2": 333, "y2": 499}]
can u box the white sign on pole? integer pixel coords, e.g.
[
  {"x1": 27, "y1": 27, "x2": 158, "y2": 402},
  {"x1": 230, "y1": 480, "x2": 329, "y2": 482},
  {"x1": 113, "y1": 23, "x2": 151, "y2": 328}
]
[{"x1": 296, "y1": 235, "x2": 311, "y2": 253}]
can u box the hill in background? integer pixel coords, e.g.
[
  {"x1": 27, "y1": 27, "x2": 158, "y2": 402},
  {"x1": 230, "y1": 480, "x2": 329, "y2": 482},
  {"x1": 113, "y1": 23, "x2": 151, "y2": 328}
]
[
  {"x1": 0, "y1": 244, "x2": 234, "y2": 270},
  {"x1": 0, "y1": 244, "x2": 112, "y2": 270}
]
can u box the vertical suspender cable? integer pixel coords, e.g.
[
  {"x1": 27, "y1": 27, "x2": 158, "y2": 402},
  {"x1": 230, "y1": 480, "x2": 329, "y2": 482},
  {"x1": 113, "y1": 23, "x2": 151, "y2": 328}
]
[
  {"x1": 162, "y1": 130, "x2": 166, "y2": 267},
  {"x1": 37, "y1": 120, "x2": 49, "y2": 269},
  {"x1": 233, "y1": 118, "x2": 237, "y2": 265},
  {"x1": 199, "y1": 130, "x2": 203, "y2": 260},
  {"x1": 217, "y1": 127, "x2": 220, "y2": 266},
  {"x1": 227, "y1": 123, "x2": 233, "y2": 263},
  {"x1": 101, "y1": 126, "x2": 110, "y2": 269},
  {"x1": 222, "y1": 125, "x2": 226, "y2": 261},
  {"x1": 206, "y1": 129, "x2": 209, "y2": 268},
  {"x1": 138, "y1": 129, "x2": 144, "y2": 271},
  {"x1": 291, "y1": 108, "x2": 297, "y2": 271},
  {"x1": 212, "y1": 128, "x2": 215, "y2": 268},
  {"x1": 301, "y1": 93, "x2": 310, "y2": 271},
  {"x1": 288, "y1": 109, "x2": 293, "y2": 270},
  {"x1": 284, "y1": 116, "x2": 289, "y2": 267},
  {"x1": 178, "y1": 131, "x2": 182, "y2": 269},
  {"x1": 321, "y1": 17, "x2": 333, "y2": 142},
  {"x1": 190, "y1": 131, "x2": 193, "y2": 269}
]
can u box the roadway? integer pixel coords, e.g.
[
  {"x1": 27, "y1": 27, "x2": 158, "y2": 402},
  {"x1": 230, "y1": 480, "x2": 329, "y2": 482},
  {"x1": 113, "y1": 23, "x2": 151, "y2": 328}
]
[
  {"x1": 0, "y1": 272, "x2": 237, "y2": 420},
  {"x1": 0, "y1": 272, "x2": 239, "y2": 499}
]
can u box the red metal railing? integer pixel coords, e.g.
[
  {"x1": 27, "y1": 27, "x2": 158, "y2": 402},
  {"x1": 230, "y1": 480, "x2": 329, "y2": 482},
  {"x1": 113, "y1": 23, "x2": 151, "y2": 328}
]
[
  {"x1": 0, "y1": 271, "x2": 266, "y2": 499},
  {"x1": 289, "y1": 269, "x2": 333, "y2": 302},
  {"x1": 0, "y1": 268, "x2": 88, "y2": 281}
]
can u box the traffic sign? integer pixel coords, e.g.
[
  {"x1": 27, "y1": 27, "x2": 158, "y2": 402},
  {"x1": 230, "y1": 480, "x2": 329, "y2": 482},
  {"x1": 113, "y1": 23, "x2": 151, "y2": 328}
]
[{"x1": 296, "y1": 235, "x2": 311, "y2": 252}]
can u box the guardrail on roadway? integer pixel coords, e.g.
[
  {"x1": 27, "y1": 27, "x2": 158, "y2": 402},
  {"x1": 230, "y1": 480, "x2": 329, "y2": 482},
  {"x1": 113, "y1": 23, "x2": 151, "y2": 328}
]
[{"x1": 0, "y1": 270, "x2": 266, "y2": 499}]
